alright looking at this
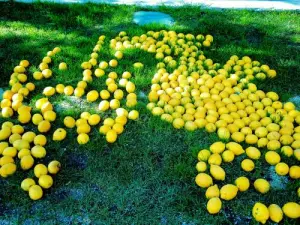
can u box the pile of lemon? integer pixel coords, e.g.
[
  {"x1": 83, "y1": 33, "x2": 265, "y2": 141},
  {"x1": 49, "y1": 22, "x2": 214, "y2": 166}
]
[{"x1": 109, "y1": 30, "x2": 300, "y2": 222}]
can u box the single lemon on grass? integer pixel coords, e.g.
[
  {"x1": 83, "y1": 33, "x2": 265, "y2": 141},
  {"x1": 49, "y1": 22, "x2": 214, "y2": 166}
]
[
  {"x1": 128, "y1": 110, "x2": 139, "y2": 120},
  {"x1": 207, "y1": 197, "x2": 222, "y2": 214},
  {"x1": 77, "y1": 133, "x2": 89, "y2": 145},
  {"x1": 195, "y1": 173, "x2": 213, "y2": 188},
  {"x1": 34, "y1": 134, "x2": 47, "y2": 146},
  {"x1": 282, "y1": 202, "x2": 300, "y2": 219},
  {"x1": 77, "y1": 123, "x2": 91, "y2": 134},
  {"x1": 252, "y1": 202, "x2": 269, "y2": 224},
  {"x1": 0, "y1": 163, "x2": 16, "y2": 177},
  {"x1": 31, "y1": 145, "x2": 46, "y2": 158},
  {"x1": 53, "y1": 128, "x2": 67, "y2": 141},
  {"x1": 29, "y1": 185, "x2": 43, "y2": 200},
  {"x1": 235, "y1": 176, "x2": 250, "y2": 192},
  {"x1": 210, "y1": 164, "x2": 225, "y2": 181},
  {"x1": 197, "y1": 149, "x2": 211, "y2": 162},
  {"x1": 289, "y1": 165, "x2": 300, "y2": 179},
  {"x1": 21, "y1": 178, "x2": 36, "y2": 191},
  {"x1": 222, "y1": 150, "x2": 235, "y2": 163},
  {"x1": 220, "y1": 184, "x2": 238, "y2": 201},
  {"x1": 59, "y1": 62, "x2": 67, "y2": 70},
  {"x1": 106, "y1": 129, "x2": 117, "y2": 143},
  {"x1": 268, "y1": 204, "x2": 283, "y2": 223},
  {"x1": 39, "y1": 174, "x2": 53, "y2": 189},
  {"x1": 38, "y1": 120, "x2": 51, "y2": 133},
  {"x1": 64, "y1": 116, "x2": 76, "y2": 128},
  {"x1": 20, "y1": 155, "x2": 34, "y2": 170},
  {"x1": 210, "y1": 141, "x2": 225, "y2": 154},
  {"x1": 205, "y1": 184, "x2": 220, "y2": 199},
  {"x1": 48, "y1": 160, "x2": 61, "y2": 174},
  {"x1": 275, "y1": 162, "x2": 289, "y2": 176},
  {"x1": 254, "y1": 178, "x2": 270, "y2": 194},
  {"x1": 241, "y1": 159, "x2": 255, "y2": 172},
  {"x1": 265, "y1": 151, "x2": 280, "y2": 165},
  {"x1": 100, "y1": 90, "x2": 110, "y2": 99},
  {"x1": 196, "y1": 161, "x2": 207, "y2": 172}
]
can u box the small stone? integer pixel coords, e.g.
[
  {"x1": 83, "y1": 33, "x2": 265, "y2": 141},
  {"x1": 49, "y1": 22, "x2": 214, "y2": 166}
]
[{"x1": 133, "y1": 11, "x2": 174, "y2": 26}]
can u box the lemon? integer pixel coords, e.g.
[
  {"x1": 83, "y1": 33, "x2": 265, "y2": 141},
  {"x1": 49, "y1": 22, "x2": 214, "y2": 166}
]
[
  {"x1": 106, "y1": 130, "x2": 117, "y2": 143},
  {"x1": 281, "y1": 146, "x2": 293, "y2": 157},
  {"x1": 282, "y1": 202, "x2": 300, "y2": 219},
  {"x1": 220, "y1": 184, "x2": 238, "y2": 201},
  {"x1": 31, "y1": 145, "x2": 46, "y2": 158},
  {"x1": 252, "y1": 202, "x2": 269, "y2": 224},
  {"x1": 222, "y1": 150, "x2": 235, "y2": 163},
  {"x1": 38, "y1": 120, "x2": 51, "y2": 133},
  {"x1": 87, "y1": 114, "x2": 101, "y2": 126},
  {"x1": 205, "y1": 184, "x2": 220, "y2": 199},
  {"x1": 289, "y1": 165, "x2": 300, "y2": 179},
  {"x1": 245, "y1": 147, "x2": 261, "y2": 160},
  {"x1": 207, "y1": 197, "x2": 222, "y2": 214},
  {"x1": 254, "y1": 178, "x2": 270, "y2": 194},
  {"x1": 128, "y1": 110, "x2": 139, "y2": 120},
  {"x1": 20, "y1": 155, "x2": 34, "y2": 170},
  {"x1": 208, "y1": 153, "x2": 222, "y2": 166},
  {"x1": 210, "y1": 164, "x2": 225, "y2": 181},
  {"x1": 99, "y1": 100, "x2": 110, "y2": 111},
  {"x1": 99, "y1": 125, "x2": 111, "y2": 135},
  {"x1": 2, "y1": 147, "x2": 17, "y2": 157},
  {"x1": 34, "y1": 134, "x2": 47, "y2": 146},
  {"x1": 115, "y1": 115, "x2": 127, "y2": 126},
  {"x1": 196, "y1": 161, "x2": 207, "y2": 172},
  {"x1": 32, "y1": 113, "x2": 44, "y2": 125},
  {"x1": 29, "y1": 185, "x2": 43, "y2": 200},
  {"x1": 64, "y1": 86, "x2": 74, "y2": 96},
  {"x1": 87, "y1": 90, "x2": 99, "y2": 102},
  {"x1": 53, "y1": 128, "x2": 67, "y2": 141},
  {"x1": 64, "y1": 116, "x2": 76, "y2": 128},
  {"x1": 197, "y1": 149, "x2": 211, "y2": 161},
  {"x1": 9, "y1": 133, "x2": 21, "y2": 144},
  {"x1": 22, "y1": 131, "x2": 36, "y2": 143},
  {"x1": 42, "y1": 69, "x2": 52, "y2": 78},
  {"x1": 38, "y1": 174, "x2": 53, "y2": 189},
  {"x1": 43, "y1": 87, "x2": 55, "y2": 96},
  {"x1": 126, "y1": 81, "x2": 135, "y2": 93},
  {"x1": 0, "y1": 156, "x2": 14, "y2": 166},
  {"x1": 241, "y1": 159, "x2": 255, "y2": 172},
  {"x1": 18, "y1": 149, "x2": 31, "y2": 159},
  {"x1": 0, "y1": 142, "x2": 9, "y2": 154},
  {"x1": 294, "y1": 149, "x2": 300, "y2": 160},
  {"x1": 48, "y1": 160, "x2": 61, "y2": 174},
  {"x1": 275, "y1": 162, "x2": 289, "y2": 176},
  {"x1": 268, "y1": 204, "x2": 283, "y2": 223},
  {"x1": 210, "y1": 141, "x2": 225, "y2": 154},
  {"x1": 77, "y1": 133, "x2": 89, "y2": 145},
  {"x1": 77, "y1": 123, "x2": 91, "y2": 134},
  {"x1": 0, "y1": 163, "x2": 16, "y2": 177},
  {"x1": 226, "y1": 142, "x2": 245, "y2": 155},
  {"x1": 43, "y1": 110, "x2": 56, "y2": 122},
  {"x1": 21, "y1": 178, "x2": 36, "y2": 191},
  {"x1": 265, "y1": 151, "x2": 280, "y2": 165},
  {"x1": 59, "y1": 62, "x2": 67, "y2": 70},
  {"x1": 74, "y1": 87, "x2": 85, "y2": 97},
  {"x1": 217, "y1": 127, "x2": 230, "y2": 140},
  {"x1": 235, "y1": 176, "x2": 250, "y2": 192},
  {"x1": 112, "y1": 123, "x2": 124, "y2": 134},
  {"x1": 195, "y1": 173, "x2": 213, "y2": 188}
]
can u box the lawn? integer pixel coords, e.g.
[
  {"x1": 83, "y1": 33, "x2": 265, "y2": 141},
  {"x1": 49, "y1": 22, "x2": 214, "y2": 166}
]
[{"x1": 0, "y1": 2, "x2": 300, "y2": 224}]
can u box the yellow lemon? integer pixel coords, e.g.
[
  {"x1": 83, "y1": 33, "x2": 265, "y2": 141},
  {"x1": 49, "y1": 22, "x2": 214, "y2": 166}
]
[
  {"x1": 53, "y1": 128, "x2": 67, "y2": 141},
  {"x1": 21, "y1": 178, "x2": 36, "y2": 191},
  {"x1": 235, "y1": 176, "x2": 250, "y2": 192},
  {"x1": 205, "y1": 184, "x2": 220, "y2": 199},
  {"x1": 226, "y1": 142, "x2": 245, "y2": 155},
  {"x1": 208, "y1": 153, "x2": 222, "y2": 166},
  {"x1": 289, "y1": 165, "x2": 300, "y2": 179},
  {"x1": 29, "y1": 185, "x2": 43, "y2": 200},
  {"x1": 241, "y1": 159, "x2": 255, "y2": 172},
  {"x1": 64, "y1": 116, "x2": 76, "y2": 128},
  {"x1": 2, "y1": 147, "x2": 17, "y2": 157},
  {"x1": 31, "y1": 145, "x2": 46, "y2": 158},
  {"x1": 88, "y1": 114, "x2": 101, "y2": 126},
  {"x1": 197, "y1": 149, "x2": 211, "y2": 162},
  {"x1": 207, "y1": 197, "x2": 222, "y2": 214},
  {"x1": 38, "y1": 174, "x2": 53, "y2": 189},
  {"x1": 220, "y1": 184, "x2": 238, "y2": 201},
  {"x1": 87, "y1": 90, "x2": 99, "y2": 102},
  {"x1": 48, "y1": 160, "x2": 61, "y2": 174},
  {"x1": 210, "y1": 164, "x2": 225, "y2": 181},
  {"x1": 128, "y1": 110, "x2": 139, "y2": 120},
  {"x1": 281, "y1": 146, "x2": 293, "y2": 157},
  {"x1": 59, "y1": 62, "x2": 67, "y2": 70},
  {"x1": 210, "y1": 141, "x2": 225, "y2": 154},
  {"x1": 43, "y1": 110, "x2": 56, "y2": 122},
  {"x1": 34, "y1": 134, "x2": 47, "y2": 146},
  {"x1": 43, "y1": 87, "x2": 55, "y2": 96},
  {"x1": 0, "y1": 163, "x2": 16, "y2": 177},
  {"x1": 195, "y1": 173, "x2": 213, "y2": 188},
  {"x1": 245, "y1": 147, "x2": 261, "y2": 160},
  {"x1": 99, "y1": 100, "x2": 110, "y2": 111},
  {"x1": 252, "y1": 202, "x2": 269, "y2": 224},
  {"x1": 77, "y1": 133, "x2": 89, "y2": 145},
  {"x1": 196, "y1": 161, "x2": 207, "y2": 172},
  {"x1": 254, "y1": 178, "x2": 270, "y2": 194},
  {"x1": 38, "y1": 120, "x2": 51, "y2": 133},
  {"x1": 282, "y1": 202, "x2": 300, "y2": 219},
  {"x1": 99, "y1": 125, "x2": 111, "y2": 135},
  {"x1": 22, "y1": 131, "x2": 36, "y2": 143},
  {"x1": 32, "y1": 113, "x2": 44, "y2": 125},
  {"x1": 275, "y1": 162, "x2": 289, "y2": 176},
  {"x1": 106, "y1": 130, "x2": 117, "y2": 143},
  {"x1": 265, "y1": 151, "x2": 280, "y2": 165},
  {"x1": 222, "y1": 150, "x2": 235, "y2": 163},
  {"x1": 18, "y1": 149, "x2": 31, "y2": 159},
  {"x1": 20, "y1": 155, "x2": 34, "y2": 170},
  {"x1": 268, "y1": 204, "x2": 283, "y2": 223}
]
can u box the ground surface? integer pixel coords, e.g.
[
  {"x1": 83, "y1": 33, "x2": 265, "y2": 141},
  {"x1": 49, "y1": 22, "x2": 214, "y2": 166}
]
[{"x1": 0, "y1": 2, "x2": 300, "y2": 225}]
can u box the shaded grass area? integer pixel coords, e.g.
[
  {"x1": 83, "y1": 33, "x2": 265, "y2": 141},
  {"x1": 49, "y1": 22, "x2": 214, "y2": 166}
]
[{"x1": 0, "y1": 2, "x2": 300, "y2": 224}]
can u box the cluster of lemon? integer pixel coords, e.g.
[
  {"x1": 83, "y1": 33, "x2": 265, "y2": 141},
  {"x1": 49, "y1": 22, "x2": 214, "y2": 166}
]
[
  {"x1": 40, "y1": 34, "x2": 139, "y2": 144},
  {"x1": 0, "y1": 121, "x2": 60, "y2": 200},
  {"x1": 108, "y1": 30, "x2": 300, "y2": 222}
]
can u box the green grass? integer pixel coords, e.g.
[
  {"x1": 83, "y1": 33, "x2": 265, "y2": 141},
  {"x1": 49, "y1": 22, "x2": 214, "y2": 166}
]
[{"x1": 0, "y1": 2, "x2": 300, "y2": 224}]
